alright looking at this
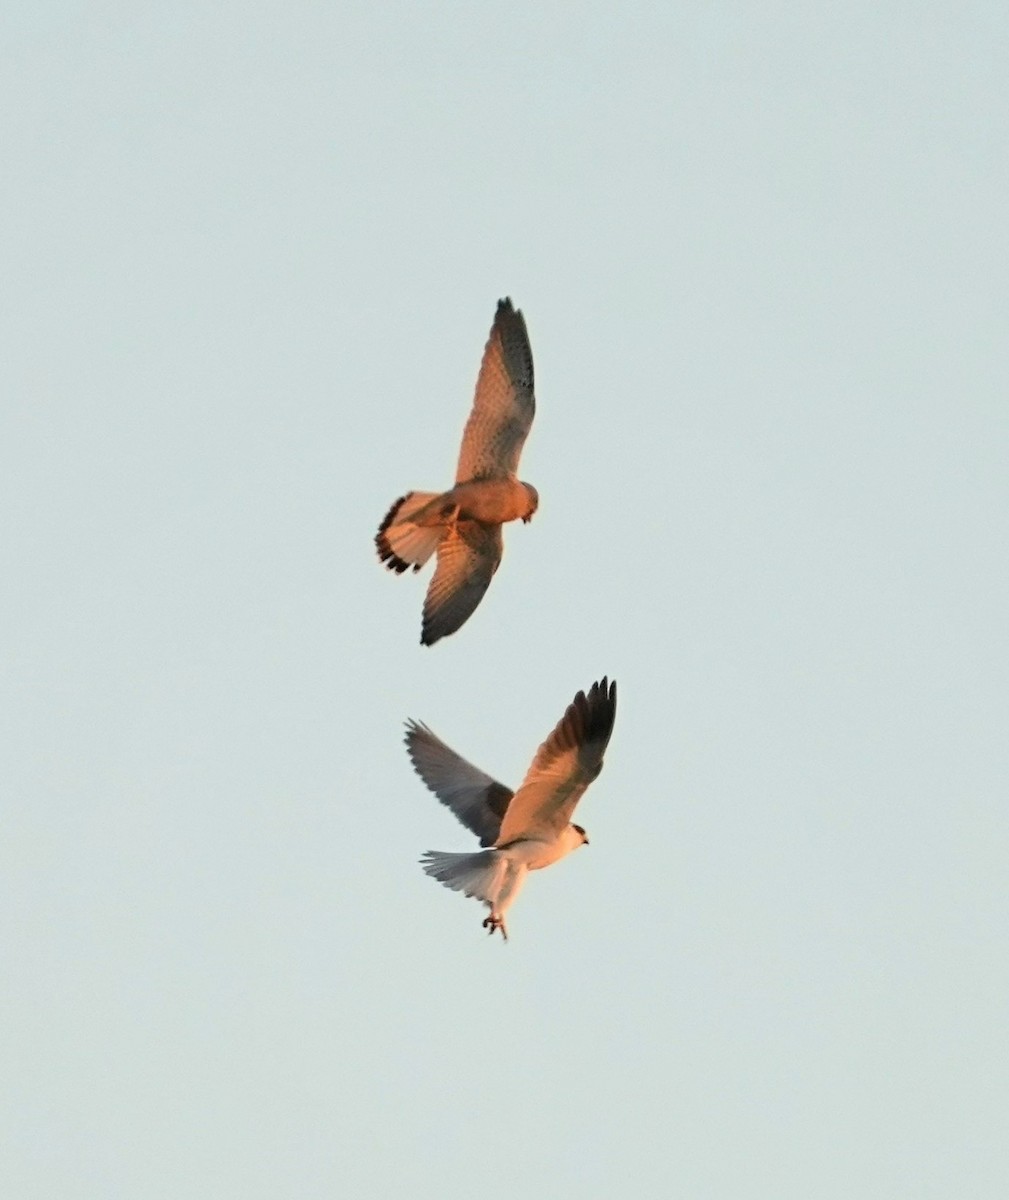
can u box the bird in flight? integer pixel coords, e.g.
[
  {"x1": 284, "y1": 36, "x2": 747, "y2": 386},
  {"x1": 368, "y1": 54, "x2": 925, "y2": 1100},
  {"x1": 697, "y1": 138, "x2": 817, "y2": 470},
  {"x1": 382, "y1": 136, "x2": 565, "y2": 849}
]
[
  {"x1": 376, "y1": 298, "x2": 538, "y2": 646},
  {"x1": 408, "y1": 678, "x2": 617, "y2": 940}
]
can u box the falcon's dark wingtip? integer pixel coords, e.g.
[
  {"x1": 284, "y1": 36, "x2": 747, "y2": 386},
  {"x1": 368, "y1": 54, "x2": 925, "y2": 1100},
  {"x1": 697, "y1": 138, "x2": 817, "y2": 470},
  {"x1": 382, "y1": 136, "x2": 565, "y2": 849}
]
[
  {"x1": 489, "y1": 297, "x2": 533, "y2": 393},
  {"x1": 588, "y1": 676, "x2": 617, "y2": 708},
  {"x1": 420, "y1": 609, "x2": 452, "y2": 647},
  {"x1": 494, "y1": 296, "x2": 527, "y2": 329}
]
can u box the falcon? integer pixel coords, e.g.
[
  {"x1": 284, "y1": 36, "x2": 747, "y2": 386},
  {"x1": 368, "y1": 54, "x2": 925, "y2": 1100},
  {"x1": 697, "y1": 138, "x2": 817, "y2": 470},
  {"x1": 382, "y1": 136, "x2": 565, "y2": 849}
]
[
  {"x1": 375, "y1": 298, "x2": 538, "y2": 646},
  {"x1": 408, "y1": 678, "x2": 617, "y2": 940}
]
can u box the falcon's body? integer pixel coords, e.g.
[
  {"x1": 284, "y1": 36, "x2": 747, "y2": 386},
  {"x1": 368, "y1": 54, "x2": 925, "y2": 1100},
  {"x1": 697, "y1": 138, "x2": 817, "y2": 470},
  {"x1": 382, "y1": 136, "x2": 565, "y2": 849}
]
[
  {"x1": 409, "y1": 678, "x2": 617, "y2": 940},
  {"x1": 376, "y1": 298, "x2": 538, "y2": 646},
  {"x1": 384, "y1": 476, "x2": 536, "y2": 536}
]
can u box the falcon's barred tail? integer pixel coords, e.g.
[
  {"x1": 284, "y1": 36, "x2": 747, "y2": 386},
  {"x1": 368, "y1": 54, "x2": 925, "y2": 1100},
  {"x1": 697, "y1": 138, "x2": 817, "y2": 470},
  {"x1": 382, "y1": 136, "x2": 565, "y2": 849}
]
[
  {"x1": 420, "y1": 849, "x2": 503, "y2": 904},
  {"x1": 375, "y1": 491, "x2": 444, "y2": 573}
]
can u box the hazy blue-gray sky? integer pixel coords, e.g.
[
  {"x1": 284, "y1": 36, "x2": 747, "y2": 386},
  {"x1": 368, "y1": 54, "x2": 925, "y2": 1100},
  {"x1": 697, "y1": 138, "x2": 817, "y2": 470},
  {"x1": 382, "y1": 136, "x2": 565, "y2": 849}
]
[{"x1": 3, "y1": 3, "x2": 1007, "y2": 1196}]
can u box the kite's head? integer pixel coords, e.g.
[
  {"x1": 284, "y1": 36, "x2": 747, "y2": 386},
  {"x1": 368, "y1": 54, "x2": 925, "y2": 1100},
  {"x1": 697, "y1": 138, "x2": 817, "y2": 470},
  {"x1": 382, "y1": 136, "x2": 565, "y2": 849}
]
[{"x1": 571, "y1": 823, "x2": 589, "y2": 847}]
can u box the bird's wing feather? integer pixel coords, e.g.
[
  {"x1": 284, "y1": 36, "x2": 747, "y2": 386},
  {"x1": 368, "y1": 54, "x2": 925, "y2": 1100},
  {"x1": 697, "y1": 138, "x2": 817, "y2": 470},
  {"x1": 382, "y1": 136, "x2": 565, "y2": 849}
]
[
  {"x1": 405, "y1": 720, "x2": 513, "y2": 847},
  {"x1": 496, "y1": 678, "x2": 617, "y2": 845},
  {"x1": 455, "y1": 298, "x2": 535, "y2": 483},
  {"x1": 421, "y1": 521, "x2": 502, "y2": 646}
]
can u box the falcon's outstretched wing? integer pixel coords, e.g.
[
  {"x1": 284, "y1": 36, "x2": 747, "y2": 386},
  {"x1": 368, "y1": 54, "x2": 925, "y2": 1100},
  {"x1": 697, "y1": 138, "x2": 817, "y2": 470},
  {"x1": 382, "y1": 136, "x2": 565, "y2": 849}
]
[
  {"x1": 455, "y1": 298, "x2": 535, "y2": 483},
  {"x1": 421, "y1": 520, "x2": 502, "y2": 646}
]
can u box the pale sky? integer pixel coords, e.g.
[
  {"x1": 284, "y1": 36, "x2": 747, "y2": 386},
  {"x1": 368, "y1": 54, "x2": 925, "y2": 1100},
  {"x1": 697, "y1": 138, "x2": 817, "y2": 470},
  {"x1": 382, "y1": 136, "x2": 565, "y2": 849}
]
[{"x1": 3, "y1": 3, "x2": 1008, "y2": 1197}]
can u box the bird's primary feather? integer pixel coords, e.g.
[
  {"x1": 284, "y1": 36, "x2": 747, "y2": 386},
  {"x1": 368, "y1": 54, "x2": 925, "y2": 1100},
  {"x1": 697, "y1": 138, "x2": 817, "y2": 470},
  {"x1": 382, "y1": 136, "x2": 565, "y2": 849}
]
[{"x1": 405, "y1": 720, "x2": 513, "y2": 847}]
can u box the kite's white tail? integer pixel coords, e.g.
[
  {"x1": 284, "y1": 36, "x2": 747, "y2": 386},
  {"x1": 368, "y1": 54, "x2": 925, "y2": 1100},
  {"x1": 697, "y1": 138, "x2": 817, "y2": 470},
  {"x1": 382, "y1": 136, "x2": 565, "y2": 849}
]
[
  {"x1": 421, "y1": 849, "x2": 530, "y2": 940},
  {"x1": 420, "y1": 849, "x2": 504, "y2": 904},
  {"x1": 376, "y1": 491, "x2": 445, "y2": 572}
]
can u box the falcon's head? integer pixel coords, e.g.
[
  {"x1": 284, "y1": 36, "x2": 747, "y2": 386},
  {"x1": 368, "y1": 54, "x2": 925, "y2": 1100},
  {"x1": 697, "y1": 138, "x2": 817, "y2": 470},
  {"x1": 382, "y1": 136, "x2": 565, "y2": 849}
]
[{"x1": 520, "y1": 482, "x2": 539, "y2": 523}]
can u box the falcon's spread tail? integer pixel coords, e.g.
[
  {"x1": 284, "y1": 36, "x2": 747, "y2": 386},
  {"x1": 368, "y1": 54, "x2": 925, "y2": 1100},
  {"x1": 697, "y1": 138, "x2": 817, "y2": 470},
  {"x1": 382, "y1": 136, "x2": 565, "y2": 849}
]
[
  {"x1": 376, "y1": 491, "x2": 444, "y2": 573},
  {"x1": 420, "y1": 849, "x2": 503, "y2": 903}
]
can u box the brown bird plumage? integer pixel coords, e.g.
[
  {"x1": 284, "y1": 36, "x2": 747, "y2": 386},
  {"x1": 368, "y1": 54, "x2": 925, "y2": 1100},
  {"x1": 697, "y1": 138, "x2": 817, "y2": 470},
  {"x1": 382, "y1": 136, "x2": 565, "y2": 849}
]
[{"x1": 375, "y1": 298, "x2": 538, "y2": 646}]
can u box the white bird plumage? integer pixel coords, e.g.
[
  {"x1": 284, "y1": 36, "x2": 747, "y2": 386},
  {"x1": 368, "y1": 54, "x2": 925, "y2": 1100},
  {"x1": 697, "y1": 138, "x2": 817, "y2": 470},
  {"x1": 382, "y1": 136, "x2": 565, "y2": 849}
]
[{"x1": 408, "y1": 678, "x2": 617, "y2": 940}]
